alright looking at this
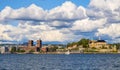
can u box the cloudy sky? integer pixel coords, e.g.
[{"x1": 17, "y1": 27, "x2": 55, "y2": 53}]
[{"x1": 0, "y1": 0, "x2": 120, "y2": 44}]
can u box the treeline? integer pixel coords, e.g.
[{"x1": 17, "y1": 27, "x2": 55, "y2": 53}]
[
  {"x1": 67, "y1": 38, "x2": 90, "y2": 48},
  {"x1": 11, "y1": 47, "x2": 25, "y2": 53},
  {"x1": 113, "y1": 43, "x2": 120, "y2": 49},
  {"x1": 67, "y1": 38, "x2": 120, "y2": 50}
]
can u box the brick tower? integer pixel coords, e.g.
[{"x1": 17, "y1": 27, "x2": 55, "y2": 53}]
[
  {"x1": 28, "y1": 40, "x2": 33, "y2": 47},
  {"x1": 36, "y1": 39, "x2": 42, "y2": 48}
]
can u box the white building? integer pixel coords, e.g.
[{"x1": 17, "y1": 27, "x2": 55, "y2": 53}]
[{"x1": 0, "y1": 46, "x2": 9, "y2": 54}]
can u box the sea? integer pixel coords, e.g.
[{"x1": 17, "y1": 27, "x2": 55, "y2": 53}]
[{"x1": 0, "y1": 54, "x2": 120, "y2": 70}]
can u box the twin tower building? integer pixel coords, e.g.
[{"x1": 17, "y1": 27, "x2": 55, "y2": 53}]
[
  {"x1": 19, "y1": 39, "x2": 42, "y2": 52},
  {"x1": 28, "y1": 39, "x2": 42, "y2": 48}
]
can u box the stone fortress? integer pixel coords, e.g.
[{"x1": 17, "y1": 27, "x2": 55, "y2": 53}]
[{"x1": 19, "y1": 39, "x2": 42, "y2": 53}]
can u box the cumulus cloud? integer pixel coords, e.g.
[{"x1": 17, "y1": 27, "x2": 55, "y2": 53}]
[
  {"x1": 47, "y1": 1, "x2": 87, "y2": 21},
  {"x1": 0, "y1": 22, "x2": 70, "y2": 42},
  {"x1": 0, "y1": 4, "x2": 47, "y2": 22},
  {"x1": 97, "y1": 24, "x2": 120, "y2": 39},
  {"x1": 88, "y1": 0, "x2": 120, "y2": 43},
  {"x1": 0, "y1": 0, "x2": 120, "y2": 43},
  {"x1": 71, "y1": 18, "x2": 106, "y2": 32},
  {"x1": 0, "y1": 1, "x2": 87, "y2": 22},
  {"x1": 89, "y1": 0, "x2": 120, "y2": 11},
  {"x1": 48, "y1": 21, "x2": 72, "y2": 28},
  {"x1": 0, "y1": 7, "x2": 12, "y2": 22},
  {"x1": 87, "y1": 0, "x2": 120, "y2": 23},
  {"x1": 0, "y1": 24, "x2": 15, "y2": 41}
]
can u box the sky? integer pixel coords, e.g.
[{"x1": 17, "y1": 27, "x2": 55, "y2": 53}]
[{"x1": 0, "y1": 0, "x2": 120, "y2": 44}]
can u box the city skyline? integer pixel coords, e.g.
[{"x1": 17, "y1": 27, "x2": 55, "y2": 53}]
[{"x1": 0, "y1": 0, "x2": 120, "y2": 44}]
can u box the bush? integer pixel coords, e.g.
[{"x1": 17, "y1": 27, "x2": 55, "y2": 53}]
[
  {"x1": 17, "y1": 49, "x2": 25, "y2": 53},
  {"x1": 91, "y1": 47, "x2": 96, "y2": 49},
  {"x1": 29, "y1": 50, "x2": 35, "y2": 53},
  {"x1": 48, "y1": 46, "x2": 58, "y2": 52},
  {"x1": 11, "y1": 47, "x2": 16, "y2": 53}
]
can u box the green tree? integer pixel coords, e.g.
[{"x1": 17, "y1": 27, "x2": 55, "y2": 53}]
[
  {"x1": 48, "y1": 46, "x2": 58, "y2": 52},
  {"x1": 67, "y1": 38, "x2": 90, "y2": 48},
  {"x1": 19, "y1": 50, "x2": 25, "y2": 53},
  {"x1": 16, "y1": 48, "x2": 25, "y2": 53},
  {"x1": 115, "y1": 43, "x2": 120, "y2": 50},
  {"x1": 67, "y1": 42, "x2": 77, "y2": 47},
  {"x1": 29, "y1": 50, "x2": 35, "y2": 53},
  {"x1": 77, "y1": 38, "x2": 89, "y2": 48},
  {"x1": 11, "y1": 47, "x2": 16, "y2": 53}
]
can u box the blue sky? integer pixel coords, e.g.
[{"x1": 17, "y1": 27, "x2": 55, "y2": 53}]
[
  {"x1": 0, "y1": 0, "x2": 90, "y2": 10},
  {"x1": 0, "y1": 0, "x2": 120, "y2": 44}
]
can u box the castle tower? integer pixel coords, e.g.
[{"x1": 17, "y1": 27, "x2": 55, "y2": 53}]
[
  {"x1": 36, "y1": 39, "x2": 42, "y2": 48},
  {"x1": 28, "y1": 40, "x2": 33, "y2": 47}
]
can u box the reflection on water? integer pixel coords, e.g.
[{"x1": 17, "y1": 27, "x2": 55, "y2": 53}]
[{"x1": 0, "y1": 54, "x2": 120, "y2": 70}]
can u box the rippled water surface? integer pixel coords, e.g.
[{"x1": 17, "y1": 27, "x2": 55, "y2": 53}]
[{"x1": 0, "y1": 54, "x2": 120, "y2": 70}]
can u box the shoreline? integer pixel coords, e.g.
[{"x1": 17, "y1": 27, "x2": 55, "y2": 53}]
[{"x1": 1, "y1": 52, "x2": 120, "y2": 54}]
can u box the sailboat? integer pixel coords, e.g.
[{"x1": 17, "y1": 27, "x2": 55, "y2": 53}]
[{"x1": 65, "y1": 50, "x2": 70, "y2": 55}]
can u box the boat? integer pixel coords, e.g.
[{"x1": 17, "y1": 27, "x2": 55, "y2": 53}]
[{"x1": 65, "y1": 50, "x2": 70, "y2": 55}]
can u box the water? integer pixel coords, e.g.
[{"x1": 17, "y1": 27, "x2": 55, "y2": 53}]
[{"x1": 0, "y1": 54, "x2": 120, "y2": 70}]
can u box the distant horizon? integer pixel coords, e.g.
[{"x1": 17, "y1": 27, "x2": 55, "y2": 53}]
[
  {"x1": 0, "y1": 38, "x2": 119, "y2": 45},
  {"x1": 0, "y1": 0, "x2": 120, "y2": 44}
]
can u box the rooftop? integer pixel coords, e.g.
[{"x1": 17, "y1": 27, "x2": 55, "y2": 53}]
[{"x1": 97, "y1": 40, "x2": 106, "y2": 42}]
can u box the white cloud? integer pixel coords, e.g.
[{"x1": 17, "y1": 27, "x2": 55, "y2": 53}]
[
  {"x1": 86, "y1": 9, "x2": 105, "y2": 19},
  {"x1": 71, "y1": 18, "x2": 106, "y2": 32},
  {"x1": 0, "y1": 22, "x2": 83, "y2": 43},
  {"x1": 97, "y1": 24, "x2": 120, "y2": 39},
  {"x1": 0, "y1": 0, "x2": 120, "y2": 43},
  {"x1": 14, "y1": 4, "x2": 46, "y2": 20},
  {"x1": 89, "y1": 0, "x2": 120, "y2": 11},
  {"x1": 0, "y1": 1, "x2": 87, "y2": 22},
  {"x1": 88, "y1": 0, "x2": 120, "y2": 23},
  {"x1": 0, "y1": 6, "x2": 12, "y2": 21},
  {"x1": 48, "y1": 21, "x2": 72, "y2": 28},
  {"x1": 48, "y1": 1, "x2": 87, "y2": 20},
  {"x1": 0, "y1": 4, "x2": 47, "y2": 22},
  {"x1": 0, "y1": 22, "x2": 68, "y2": 42},
  {"x1": 0, "y1": 24, "x2": 16, "y2": 41}
]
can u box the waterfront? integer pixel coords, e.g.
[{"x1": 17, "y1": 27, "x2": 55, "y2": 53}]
[{"x1": 0, "y1": 54, "x2": 120, "y2": 70}]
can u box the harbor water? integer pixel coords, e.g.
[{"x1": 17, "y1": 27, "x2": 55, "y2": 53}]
[{"x1": 0, "y1": 54, "x2": 120, "y2": 70}]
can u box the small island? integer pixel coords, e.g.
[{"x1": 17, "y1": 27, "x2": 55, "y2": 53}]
[{"x1": 0, "y1": 38, "x2": 120, "y2": 54}]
